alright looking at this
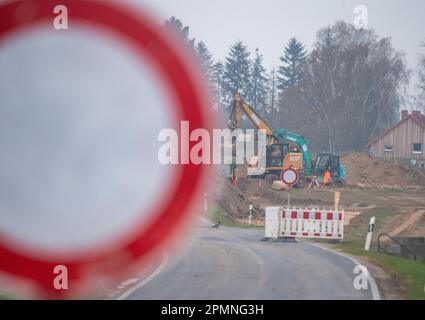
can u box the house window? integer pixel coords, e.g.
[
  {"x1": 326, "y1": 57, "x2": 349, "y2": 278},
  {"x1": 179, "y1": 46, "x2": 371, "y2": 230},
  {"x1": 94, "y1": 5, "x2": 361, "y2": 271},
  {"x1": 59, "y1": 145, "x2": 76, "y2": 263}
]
[
  {"x1": 384, "y1": 145, "x2": 393, "y2": 152},
  {"x1": 413, "y1": 143, "x2": 422, "y2": 154}
]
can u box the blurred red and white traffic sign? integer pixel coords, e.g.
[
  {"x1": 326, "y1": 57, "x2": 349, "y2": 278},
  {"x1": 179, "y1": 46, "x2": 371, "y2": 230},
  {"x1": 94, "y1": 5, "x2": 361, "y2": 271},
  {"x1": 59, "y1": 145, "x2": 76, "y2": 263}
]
[
  {"x1": 280, "y1": 168, "x2": 299, "y2": 187},
  {"x1": 0, "y1": 0, "x2": 212, "y2": 298}
]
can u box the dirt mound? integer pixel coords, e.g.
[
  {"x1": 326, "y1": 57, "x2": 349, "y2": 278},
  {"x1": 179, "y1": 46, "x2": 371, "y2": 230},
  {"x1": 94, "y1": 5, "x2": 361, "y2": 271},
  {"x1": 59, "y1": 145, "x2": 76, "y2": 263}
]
[
  {"x1": 214, "y1": 174, "x2": 260, "y2": 220},
  {"x1": 341, "y1": 153, "x2": 425, "y2": 189}
]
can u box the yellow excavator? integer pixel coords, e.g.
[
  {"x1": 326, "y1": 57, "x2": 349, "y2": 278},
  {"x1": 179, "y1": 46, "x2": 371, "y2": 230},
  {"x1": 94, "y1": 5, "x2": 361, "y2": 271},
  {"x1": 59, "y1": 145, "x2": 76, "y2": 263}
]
[
  {"x1": 229, "y1": 92, "x2": 303, "y2": 184},
  {"x1": 228, "y1": 92, "x2": 346, "y2": 187}
]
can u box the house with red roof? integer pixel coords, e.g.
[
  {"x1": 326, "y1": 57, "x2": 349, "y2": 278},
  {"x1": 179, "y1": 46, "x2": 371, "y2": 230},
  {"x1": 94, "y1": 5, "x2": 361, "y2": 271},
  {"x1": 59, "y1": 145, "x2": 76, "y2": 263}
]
[{"x1": 365, "y1": 110, "x2": 425, "y2": 170}]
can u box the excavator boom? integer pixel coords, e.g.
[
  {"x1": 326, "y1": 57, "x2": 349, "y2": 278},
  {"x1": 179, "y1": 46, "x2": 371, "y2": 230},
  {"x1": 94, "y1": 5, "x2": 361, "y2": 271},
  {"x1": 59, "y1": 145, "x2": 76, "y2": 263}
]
[{"x1": 229, "y1": 92, "x2": 273, "y2": 137}]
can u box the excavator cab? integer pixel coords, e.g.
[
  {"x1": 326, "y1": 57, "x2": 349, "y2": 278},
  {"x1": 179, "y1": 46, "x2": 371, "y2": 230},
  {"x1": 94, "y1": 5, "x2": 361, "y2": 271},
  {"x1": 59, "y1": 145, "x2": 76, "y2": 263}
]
[
  {"x1": 248, "y1": 143, "x2": 303, "y2": 179},
  {"x1": 314, "y1": 153, "x2": 345, "y2": 185},
  {"x1": 266, "y1": 143, "x2": 288, "y2": 168},
  {"x1": 265, "y1": 143, "x2": 303, "y2": 171},
  {"x1": 262, "y1": 142, "x2": 304, "y2": 186}
]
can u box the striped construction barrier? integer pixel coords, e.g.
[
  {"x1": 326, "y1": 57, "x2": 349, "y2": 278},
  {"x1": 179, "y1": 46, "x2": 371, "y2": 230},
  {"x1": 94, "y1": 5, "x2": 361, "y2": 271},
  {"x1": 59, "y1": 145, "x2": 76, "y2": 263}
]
[{"x1": 265, "y1": 207, "x2": 344, "y2": 240}]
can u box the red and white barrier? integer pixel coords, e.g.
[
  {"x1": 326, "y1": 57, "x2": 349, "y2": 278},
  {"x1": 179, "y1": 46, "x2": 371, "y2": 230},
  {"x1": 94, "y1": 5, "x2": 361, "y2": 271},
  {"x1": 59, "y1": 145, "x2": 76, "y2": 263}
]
[{"x1": 265, "y1": 207, "x2": 344, "y2": 240}]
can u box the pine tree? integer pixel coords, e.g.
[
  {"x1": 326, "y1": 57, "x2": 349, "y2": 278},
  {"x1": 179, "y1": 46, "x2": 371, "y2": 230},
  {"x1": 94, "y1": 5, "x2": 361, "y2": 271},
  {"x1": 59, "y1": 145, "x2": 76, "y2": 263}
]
[
  {"x1": 222, "y1": 40, "x2": 252, "y2": 107},
  {"x1": 195, "y1": 41, "x2": 215, "y2": 97},
  {"x1": 249, "y1": 48, "x2": 268, "y2": 111},
  {"x1": 164, "y1": 17, "x2": 195, "y2": 49},
  {"x1": 211, "y1": 60, "x2": 225, "y2": 111},
  {"x1": 277, "y1": 37, "x2": 307, "y2": 90},
  {"x1": 196, "y1": 41, "x2": 213, "y2": 76}
]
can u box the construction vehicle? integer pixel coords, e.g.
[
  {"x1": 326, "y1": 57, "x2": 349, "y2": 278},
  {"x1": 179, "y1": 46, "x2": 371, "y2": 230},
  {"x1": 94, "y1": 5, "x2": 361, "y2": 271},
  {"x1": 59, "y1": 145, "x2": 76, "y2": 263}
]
[{"x1": 229, "y1": 92, "x2": 345, "y2": 187}]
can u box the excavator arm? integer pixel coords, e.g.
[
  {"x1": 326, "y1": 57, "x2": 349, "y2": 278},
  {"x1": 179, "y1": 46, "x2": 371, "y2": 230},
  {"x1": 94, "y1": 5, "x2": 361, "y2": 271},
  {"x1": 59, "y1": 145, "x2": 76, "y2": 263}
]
[{"x1": 229, "y1": 92, "x2": 273, "y2": 137}]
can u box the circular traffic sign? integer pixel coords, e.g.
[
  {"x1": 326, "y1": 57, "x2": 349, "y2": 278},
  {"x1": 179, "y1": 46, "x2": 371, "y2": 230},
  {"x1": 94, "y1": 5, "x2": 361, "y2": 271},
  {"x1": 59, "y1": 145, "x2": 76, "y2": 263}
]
[
  {"x1": 0, "y1": 0, "x2": 212, "y2": 297},
  {"x1": 280, "y1": 168, "x2": 299, "y2": 187}
]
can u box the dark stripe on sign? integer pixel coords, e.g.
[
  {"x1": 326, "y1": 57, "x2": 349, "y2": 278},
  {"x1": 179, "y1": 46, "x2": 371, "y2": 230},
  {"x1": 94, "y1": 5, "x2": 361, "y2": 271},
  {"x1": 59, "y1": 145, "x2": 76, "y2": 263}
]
[
  {"x1": 327, "y1": 212, "x2": 333, "y2": 220},
  {"x1": 303, "y1": 212, "x2": 309, "y2": 219},
  {"x1": 315, "y1": 212, "x2": 321, "y2": 220},
  {"x1": 291, "y1": 211, "x2": 297, "y2": 219}
]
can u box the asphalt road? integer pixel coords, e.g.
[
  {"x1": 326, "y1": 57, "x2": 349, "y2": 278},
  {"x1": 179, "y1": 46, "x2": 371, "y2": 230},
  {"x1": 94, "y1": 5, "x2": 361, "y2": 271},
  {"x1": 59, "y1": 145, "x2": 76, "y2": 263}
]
[{"x1": 125, "y1": 224, "x2": 373, "y2": 300}]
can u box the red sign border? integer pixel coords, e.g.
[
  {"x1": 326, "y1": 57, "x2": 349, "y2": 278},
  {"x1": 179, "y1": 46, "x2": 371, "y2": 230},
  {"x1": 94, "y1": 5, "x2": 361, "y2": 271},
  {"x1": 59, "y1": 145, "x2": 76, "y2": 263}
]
[
  {"x1": 0, "y1": 0, "x2": 212, "y2": 297},
  {"x1": 280, "y1": 168, "x2": 299, "y2": 187}
]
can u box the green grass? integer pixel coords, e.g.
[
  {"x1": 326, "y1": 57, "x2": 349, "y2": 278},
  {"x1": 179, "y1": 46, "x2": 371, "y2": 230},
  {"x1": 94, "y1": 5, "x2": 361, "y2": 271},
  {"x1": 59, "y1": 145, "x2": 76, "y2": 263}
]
[
  {"x1": 345, "y1": 207, "x2": 399, "y2": 242},
  {"x1": 337, "y1": 241, "x2": 425, "y2": 300},
  {"x1": 364, "y1": 207, "x2": 399, "y2": 229},
  {"x1": 209, "y1": 207, "x2": 261, "y2": 229}
]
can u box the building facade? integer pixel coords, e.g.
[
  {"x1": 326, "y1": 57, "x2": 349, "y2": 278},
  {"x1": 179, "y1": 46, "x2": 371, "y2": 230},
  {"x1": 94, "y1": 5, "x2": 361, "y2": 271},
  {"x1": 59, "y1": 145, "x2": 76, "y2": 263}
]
[{"x1": 365, "y1": 110, "x2": 425, "y2": 170}]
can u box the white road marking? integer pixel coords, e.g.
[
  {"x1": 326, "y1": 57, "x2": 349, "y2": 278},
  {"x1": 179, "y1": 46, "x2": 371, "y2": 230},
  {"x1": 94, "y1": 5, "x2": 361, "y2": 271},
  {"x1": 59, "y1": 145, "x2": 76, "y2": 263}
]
[
  {"x1": 115, "y1": 253, "x2": 169, "y2": 300},
  {"x1": 116, "y1": 278, "x2": 139, "y2": 289},
  {"x1": 305, "y1": 242, "x2": 381, "y2": 300}
]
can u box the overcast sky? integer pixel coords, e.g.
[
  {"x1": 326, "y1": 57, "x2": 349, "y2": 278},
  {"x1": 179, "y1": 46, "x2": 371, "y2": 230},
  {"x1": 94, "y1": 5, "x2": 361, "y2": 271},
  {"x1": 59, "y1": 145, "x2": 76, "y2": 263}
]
[{"x1": 133, "y1": 0, "x2": 425, "y2": 91}]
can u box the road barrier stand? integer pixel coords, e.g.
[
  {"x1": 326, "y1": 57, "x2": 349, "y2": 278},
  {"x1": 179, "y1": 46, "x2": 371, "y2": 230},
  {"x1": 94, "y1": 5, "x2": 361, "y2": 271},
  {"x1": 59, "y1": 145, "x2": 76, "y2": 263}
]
[{"x1": 265, "y1": 207, "x2": 344, "y2": 240}]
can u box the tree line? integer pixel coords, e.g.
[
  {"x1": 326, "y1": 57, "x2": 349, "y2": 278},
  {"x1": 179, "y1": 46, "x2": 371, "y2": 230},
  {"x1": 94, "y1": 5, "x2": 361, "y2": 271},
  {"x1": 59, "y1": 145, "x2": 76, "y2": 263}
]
[{"x1": 164, "y1": 17, "x2": 424, "y2": 153}]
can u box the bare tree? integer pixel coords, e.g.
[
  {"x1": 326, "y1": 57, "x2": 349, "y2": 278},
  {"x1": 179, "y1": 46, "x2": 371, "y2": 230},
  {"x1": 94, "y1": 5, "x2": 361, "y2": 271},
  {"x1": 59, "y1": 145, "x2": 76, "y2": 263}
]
[
  {"x1": 273, "y1": 22, "x2": 408, "y2": 153},
  {"x1": 416, "y1": 40, "x2": 425, "y2": 112}
]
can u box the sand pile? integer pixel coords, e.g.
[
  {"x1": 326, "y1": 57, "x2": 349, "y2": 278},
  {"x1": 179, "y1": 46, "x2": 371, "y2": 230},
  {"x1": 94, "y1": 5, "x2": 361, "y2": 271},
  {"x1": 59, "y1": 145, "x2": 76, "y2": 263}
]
[{"x1": 341, "y1": 153, "x2": 425, "y2": 189}]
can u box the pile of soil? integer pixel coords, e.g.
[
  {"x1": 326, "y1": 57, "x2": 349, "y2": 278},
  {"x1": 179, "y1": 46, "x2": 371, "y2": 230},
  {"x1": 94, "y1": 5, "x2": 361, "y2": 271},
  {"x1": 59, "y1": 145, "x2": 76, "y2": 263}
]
[
  {"x1": 214, "y1": 174, "x2": 260, "y2": 220},
  {"x1": 341, "y1": 153, "x2": 425, "y2": 189}
]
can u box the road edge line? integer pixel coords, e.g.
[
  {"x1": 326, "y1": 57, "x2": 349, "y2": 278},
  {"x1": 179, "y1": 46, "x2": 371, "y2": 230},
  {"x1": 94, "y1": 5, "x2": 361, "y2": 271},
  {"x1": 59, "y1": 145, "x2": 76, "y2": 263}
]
[
  {"x1": 115, "y1": 253, "x2": 169, "y2": 300},
  {"x1": 305, "y1": 242, "x2": 381, "y2": 300}
]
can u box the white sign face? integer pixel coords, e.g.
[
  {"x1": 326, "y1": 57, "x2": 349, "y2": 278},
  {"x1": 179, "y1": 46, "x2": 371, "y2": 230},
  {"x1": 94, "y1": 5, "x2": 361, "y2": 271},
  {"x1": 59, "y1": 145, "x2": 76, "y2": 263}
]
[
  {"x1": 0, "y1": 0, "x2": 212, "y2": 298},
  {"x1": 281, "y1": 169, "x2": 298, "y2": 185},
  {"x1": 0, "y1": 26, "x2": 173, "y2": 255}
]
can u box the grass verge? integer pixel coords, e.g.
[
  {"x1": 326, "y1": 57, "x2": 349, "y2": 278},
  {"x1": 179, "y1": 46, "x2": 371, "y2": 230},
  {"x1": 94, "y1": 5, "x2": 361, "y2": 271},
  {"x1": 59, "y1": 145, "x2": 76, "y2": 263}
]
[
  {"x1": 345, "y1": 207, "x2": 398, "y2": 241},
  {"x1": 337, "y1": 241, "x2": 425, "y2": 300},
  {"x1": 209, "y1": 207, "x2": 260, "y2": 229}
]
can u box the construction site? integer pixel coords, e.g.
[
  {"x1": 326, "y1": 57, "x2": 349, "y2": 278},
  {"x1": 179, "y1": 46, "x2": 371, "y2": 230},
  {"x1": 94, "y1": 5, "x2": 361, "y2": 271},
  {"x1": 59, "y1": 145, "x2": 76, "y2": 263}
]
[
  {"x1": 216, "y1": 94, "x2": 424, "y2": 239},
  {"x1": 1, "y1": 0, "x2": 425, "y2": 305},
  {"x1": 215, "y1": 152, "x2": 425, "y2": 237},
  {"x1": 208, "y1": 93, "x2": 425, "y2": 299}
]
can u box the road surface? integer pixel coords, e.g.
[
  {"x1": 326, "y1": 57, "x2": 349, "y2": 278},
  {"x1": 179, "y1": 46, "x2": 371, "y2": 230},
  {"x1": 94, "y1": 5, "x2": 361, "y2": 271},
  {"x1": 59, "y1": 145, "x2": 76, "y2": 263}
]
[{"x1": 125, "y1": 224, "x2": 374, "y2": 300}]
